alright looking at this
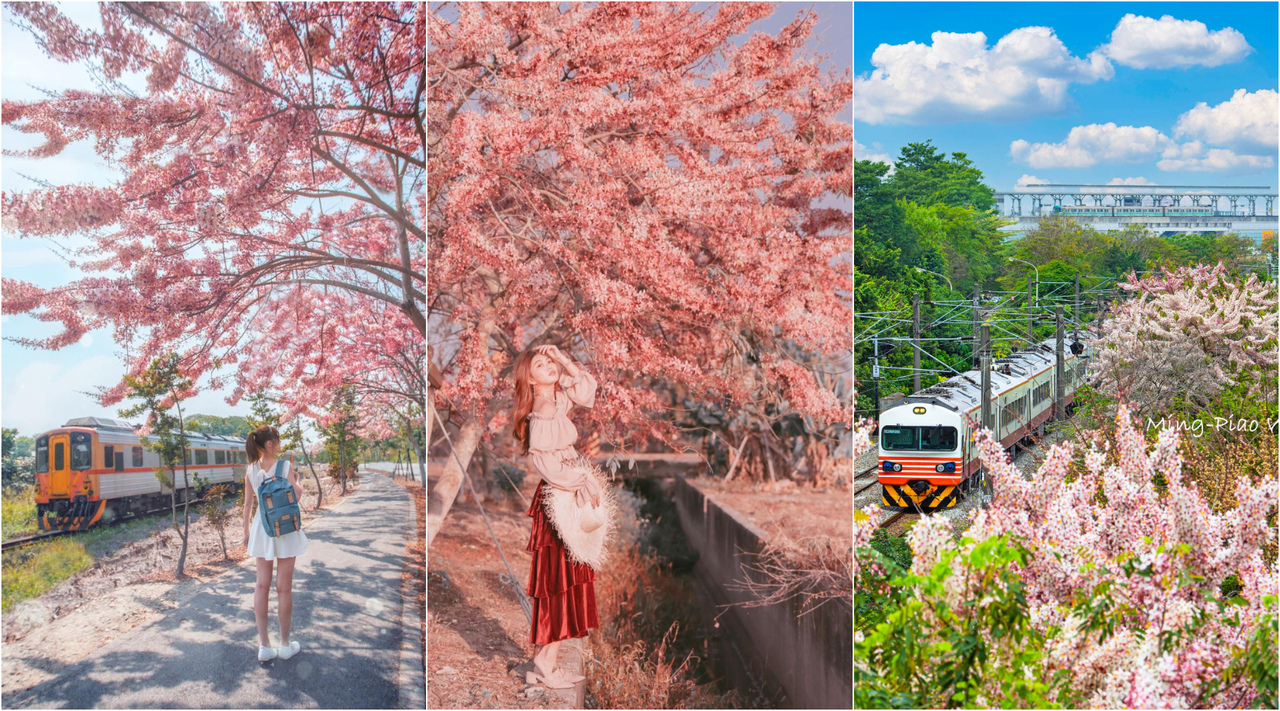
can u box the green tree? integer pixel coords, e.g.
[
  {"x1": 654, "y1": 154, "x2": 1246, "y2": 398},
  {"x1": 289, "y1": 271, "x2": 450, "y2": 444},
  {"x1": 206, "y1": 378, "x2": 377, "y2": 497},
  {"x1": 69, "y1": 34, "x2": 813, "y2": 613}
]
[
  {"x1": 118, "y1": 352, "x2": 201, "y2": 578},
  {"x1": 2, "y1": 428, "x2": 35, "y2": 489},
  {"x1": 322, "y1": 384, "x2": 361, "y2": 495}
]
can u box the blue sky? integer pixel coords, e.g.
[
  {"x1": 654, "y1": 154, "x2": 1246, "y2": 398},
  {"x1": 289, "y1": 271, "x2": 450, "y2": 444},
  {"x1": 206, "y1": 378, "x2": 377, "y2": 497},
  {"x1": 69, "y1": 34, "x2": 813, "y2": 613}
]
[{"x1": 854, "y1": 2, "x2": 1279, "y2": 194}]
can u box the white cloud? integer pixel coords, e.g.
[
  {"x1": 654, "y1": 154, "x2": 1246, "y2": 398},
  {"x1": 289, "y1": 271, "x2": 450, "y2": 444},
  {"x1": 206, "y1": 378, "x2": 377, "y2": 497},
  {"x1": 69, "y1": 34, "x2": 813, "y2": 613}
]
[
  {"x1": 1106, "y1": 176, "x2": 1155, "y2": 185},
  {"x1": 1173, "y1": 89, "x2": 1278, "y2": 153},
  {"x1": 2, "y1": 355, "x2": 120, "y2": 435},
  {"x1": 855, "y1": 26, "x2": 1113, "y2": 124},
  {"x1": 1016, "y1": 174, "x2": 1048, "y2": 186},
  {"x1": 79, "y1": 333, "x2": 93, "y2": 348},
  {"x1": 1156, "y1": 141, "x2": 1274, "y2": 171},
  {"x1": 1101, "y1": 14, "x2": 1252, "y2": 69},
  {"x1": 1011, "y1": 124, "x2": 1274, "y2": 172},
  {"x1": 854, "y1": 140, "x2": 896, "y2": 174},
  {"x1": 1010, "y1": 123, "x2": 1175, "y2": 168}
]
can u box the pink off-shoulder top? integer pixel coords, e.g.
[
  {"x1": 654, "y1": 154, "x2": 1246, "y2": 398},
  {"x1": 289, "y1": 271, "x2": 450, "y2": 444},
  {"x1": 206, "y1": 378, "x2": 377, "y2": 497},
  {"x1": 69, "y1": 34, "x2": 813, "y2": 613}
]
[{"x1": 527, "y1": 369, "x2": 598, "y2": 491}]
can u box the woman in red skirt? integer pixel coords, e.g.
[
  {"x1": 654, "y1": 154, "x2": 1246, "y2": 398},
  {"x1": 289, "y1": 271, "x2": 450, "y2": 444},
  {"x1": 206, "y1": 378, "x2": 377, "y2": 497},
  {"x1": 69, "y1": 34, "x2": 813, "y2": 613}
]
[{"x1": 511, "y1": 344, "x2": 603, "y2": 689}]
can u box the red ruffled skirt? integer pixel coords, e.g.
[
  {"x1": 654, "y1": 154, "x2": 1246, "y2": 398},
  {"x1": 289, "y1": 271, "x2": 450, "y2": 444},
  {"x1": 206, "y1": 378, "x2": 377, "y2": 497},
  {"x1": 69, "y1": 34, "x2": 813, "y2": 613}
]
[{"x1": 526, "y1": 480, "x2": 599, "y2": 645}]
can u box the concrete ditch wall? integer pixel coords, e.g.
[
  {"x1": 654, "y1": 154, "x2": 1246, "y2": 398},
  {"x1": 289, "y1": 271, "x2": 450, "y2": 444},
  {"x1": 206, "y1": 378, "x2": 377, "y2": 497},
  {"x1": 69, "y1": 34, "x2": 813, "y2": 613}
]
[{"x1": 670, "y1": 476, "x2": 852, "y2": 709}]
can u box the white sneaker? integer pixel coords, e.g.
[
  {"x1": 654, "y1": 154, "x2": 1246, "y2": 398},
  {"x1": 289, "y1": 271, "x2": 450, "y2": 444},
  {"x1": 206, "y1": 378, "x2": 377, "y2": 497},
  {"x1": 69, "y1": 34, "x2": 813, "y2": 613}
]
[
  {"x1": 278, "y1": 639, "x2": 300, "y2": 660},
  {"x1": 258, "y1": 645, "x2": 278, "y2": 661}
]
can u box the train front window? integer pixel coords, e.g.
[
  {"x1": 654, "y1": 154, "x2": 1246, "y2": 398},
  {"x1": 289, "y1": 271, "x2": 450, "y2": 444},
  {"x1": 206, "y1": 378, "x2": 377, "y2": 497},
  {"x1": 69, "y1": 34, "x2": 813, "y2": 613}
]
[
  {"x1": 920, "y1": 426, "x2": 957, "y2": 451},
  {"x1": 36, "y1": 437, "x2": 48, "y2": 473},
  {"x1": 71, "y1": 433, "x2": 92, "y2": 470},
  {"x1": 881, "y1": 425, "x2": 958, "y2": 452},
  {"x1": 54, "y1": 442, "x2": 65, "y2": 470},
  {"x1": 880, "y1": 427, "x2": 917, "y2": 450}
]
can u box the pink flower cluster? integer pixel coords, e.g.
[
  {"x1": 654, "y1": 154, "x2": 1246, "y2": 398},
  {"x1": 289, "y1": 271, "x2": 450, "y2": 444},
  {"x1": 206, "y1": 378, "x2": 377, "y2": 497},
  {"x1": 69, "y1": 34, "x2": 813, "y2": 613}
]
[
  {"x1": 856, "y1": 399, "x2": 1278, "y2": 707},
  {"x1": 958, "y1": 405, "x2": 1278, "y2": 707},
  {"x1": 1094, "y1": 262, "x2": 1279, "y2": 415}
]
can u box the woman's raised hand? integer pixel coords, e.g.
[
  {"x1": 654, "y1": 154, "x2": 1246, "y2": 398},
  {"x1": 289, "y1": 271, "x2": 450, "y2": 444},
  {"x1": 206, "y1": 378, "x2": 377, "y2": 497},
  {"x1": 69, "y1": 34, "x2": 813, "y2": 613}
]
[{"x1": 536, "y1": 344, "x2": 569, "y2": 364}]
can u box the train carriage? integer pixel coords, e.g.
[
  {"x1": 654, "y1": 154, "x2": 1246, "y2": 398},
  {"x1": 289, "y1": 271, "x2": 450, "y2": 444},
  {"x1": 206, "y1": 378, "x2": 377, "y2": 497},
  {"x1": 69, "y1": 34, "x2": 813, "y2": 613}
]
[
  {"x1": 878, "y1": 337, "x2": 1089, "y2": 511},
  {"x1": 32, "y1": 417, "x2": 291, "y2": 532}
]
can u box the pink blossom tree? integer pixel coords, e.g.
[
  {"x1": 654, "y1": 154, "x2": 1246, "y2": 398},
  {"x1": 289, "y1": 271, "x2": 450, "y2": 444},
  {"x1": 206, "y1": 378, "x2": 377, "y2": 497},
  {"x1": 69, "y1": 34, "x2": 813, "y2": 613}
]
[
  {"x1": 855, "y1": 404, "x2": 1279, "y2": 707},
  {"x1": 1091, "y1": 262, "x2": 1278, "y2": 417},
  {"x1": 428, "y1": 3, "x2": 852, "y2": 546},
  {"x1": 1, "y1": 2, "x2": 424, "y2": 439}
]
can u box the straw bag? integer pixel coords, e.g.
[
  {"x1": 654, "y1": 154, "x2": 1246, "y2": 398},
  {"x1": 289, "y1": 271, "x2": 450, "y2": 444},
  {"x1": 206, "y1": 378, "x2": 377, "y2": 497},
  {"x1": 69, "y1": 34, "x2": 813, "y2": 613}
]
[{"x1": 540, "y1": 454, "x2": 617, "y2": 571}]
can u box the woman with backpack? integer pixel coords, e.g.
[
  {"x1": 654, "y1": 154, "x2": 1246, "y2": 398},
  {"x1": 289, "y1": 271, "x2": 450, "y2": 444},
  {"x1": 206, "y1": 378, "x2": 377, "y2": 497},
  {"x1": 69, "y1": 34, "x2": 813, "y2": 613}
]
[{"x1": 243, "y1": 425, "x2": 310, "y2": 662}]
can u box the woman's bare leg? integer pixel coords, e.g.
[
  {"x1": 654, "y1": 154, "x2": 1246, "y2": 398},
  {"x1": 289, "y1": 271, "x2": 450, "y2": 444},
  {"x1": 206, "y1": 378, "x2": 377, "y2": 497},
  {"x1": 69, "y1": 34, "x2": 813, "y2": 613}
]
[
  {"x1": 534, "y1": 639, "x2": 561, "y2": 674},
  {"x1": 276, "y1": 556, "x2": 296, "y2": 645},
  {"x1": 254, "y1": 558, "x2": 273, "y2": 647}
]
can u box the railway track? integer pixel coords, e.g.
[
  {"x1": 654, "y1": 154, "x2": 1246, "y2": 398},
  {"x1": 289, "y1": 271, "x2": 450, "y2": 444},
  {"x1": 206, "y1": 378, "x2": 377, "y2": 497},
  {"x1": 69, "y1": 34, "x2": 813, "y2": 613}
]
[
  {"x1": 1, "y1": 530, "x2": 73, "y2": 552},
  {"x1": 1, "y1": 487, "x2": 238, "y2": 553},
  {"x1": 879, "y1": 510, "x2": 909, "y2": 530}
]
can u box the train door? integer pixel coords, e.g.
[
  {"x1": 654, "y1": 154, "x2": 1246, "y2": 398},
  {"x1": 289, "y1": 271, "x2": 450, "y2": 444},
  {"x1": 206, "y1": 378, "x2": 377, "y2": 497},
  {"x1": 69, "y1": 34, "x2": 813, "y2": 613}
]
[{"x1": 49, "y1": 433, "x2": 70, "y2": 496}]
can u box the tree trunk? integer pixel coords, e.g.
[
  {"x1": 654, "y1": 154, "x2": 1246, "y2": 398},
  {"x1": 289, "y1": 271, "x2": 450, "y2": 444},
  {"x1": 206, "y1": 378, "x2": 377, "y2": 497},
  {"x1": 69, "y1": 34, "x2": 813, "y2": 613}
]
[
  {"x1": 299, "y1": 430, "x2": 323, "y2": 510},
  {"x1": 427, "y1": 417, "x2": 482, "y2": 550},
  {"x1": 411, "y1": 413, "x2": 426, "y2": 485},
  {"x1": 427, "y1": 266, "x2": 501, "y2": 549}
]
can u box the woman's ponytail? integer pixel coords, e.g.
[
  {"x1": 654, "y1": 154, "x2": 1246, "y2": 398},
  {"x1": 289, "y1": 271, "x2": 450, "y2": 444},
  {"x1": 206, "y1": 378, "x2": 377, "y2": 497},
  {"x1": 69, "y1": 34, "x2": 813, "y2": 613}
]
[{"x1": 245, "y1": 425, "x2": 280, "y2": 464}]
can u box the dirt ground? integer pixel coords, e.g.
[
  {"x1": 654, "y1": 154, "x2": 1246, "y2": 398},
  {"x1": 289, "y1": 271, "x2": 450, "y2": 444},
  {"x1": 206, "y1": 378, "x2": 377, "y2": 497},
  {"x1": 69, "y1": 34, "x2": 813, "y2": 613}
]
[
  {"x1": 427, "y1": 474, "x2": 575, "y2": 710},
  {"x1": 0, "y1": 468, "x2": 361, "y2": 696},
  {"x1": 685, "y1": 474, "x2": 852, "y2": 546}
]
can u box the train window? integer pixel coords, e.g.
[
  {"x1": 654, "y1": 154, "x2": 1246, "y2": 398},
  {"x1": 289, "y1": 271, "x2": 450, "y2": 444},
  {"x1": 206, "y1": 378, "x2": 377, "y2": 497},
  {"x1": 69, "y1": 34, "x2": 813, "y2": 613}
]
[
  {"x1": 185, "y1": 449, "x2": 192, "y2": 465},
  {"x1": 104, "y1": 445, "x2": 114, "y2": 468},
  {"x1": 919, "y1": 426, "x2": 957, "y2": 451},
  {"x1": 880, "y1": 427, "x2": 916, "y2": 451},
  {"x1": 215, "y1": 450, "x2": 226, "y2": 465},
  {"x1": 881, "y1": 425, "x2": 957, "y2": 451},
  {"x1": 36, "y1": 436, "x2": 48, "y2": 473},
  {"x1": 239, "y1": 451, "x2": 246, "y2": 464},
  {"x1": 133, "y1": 446, "x2": 143, "y2": 467},
  {"x1": 54, "y1": 441, "x2": 65, "y2": 470},
  {"x1": 72, "y1": 433, "x2": 92, "y2": 471},
  {"x1": 195, "y1": 449, "x2": 209, "y2": 465}
]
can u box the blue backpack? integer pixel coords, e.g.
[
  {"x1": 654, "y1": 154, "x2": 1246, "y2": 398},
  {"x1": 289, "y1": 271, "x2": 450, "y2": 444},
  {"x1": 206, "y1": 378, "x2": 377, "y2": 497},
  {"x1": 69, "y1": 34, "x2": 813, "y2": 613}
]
[{"x1": 257, "y1": 460, "x2": 302, "y2": 537}]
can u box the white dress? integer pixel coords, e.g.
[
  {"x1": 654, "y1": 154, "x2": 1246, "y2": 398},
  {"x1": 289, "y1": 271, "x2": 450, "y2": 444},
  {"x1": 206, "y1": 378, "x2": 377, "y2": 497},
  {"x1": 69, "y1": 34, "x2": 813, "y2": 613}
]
[{"x1": 246, "y1": 460, "x2": 310, "y2": 560}]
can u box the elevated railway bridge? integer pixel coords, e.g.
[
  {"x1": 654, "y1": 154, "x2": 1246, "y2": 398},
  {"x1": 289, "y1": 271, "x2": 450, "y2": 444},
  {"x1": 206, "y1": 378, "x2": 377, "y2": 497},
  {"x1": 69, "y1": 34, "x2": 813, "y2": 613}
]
[{"x1": 996, "y1": 183, "x2": 1277, "y2": 238}]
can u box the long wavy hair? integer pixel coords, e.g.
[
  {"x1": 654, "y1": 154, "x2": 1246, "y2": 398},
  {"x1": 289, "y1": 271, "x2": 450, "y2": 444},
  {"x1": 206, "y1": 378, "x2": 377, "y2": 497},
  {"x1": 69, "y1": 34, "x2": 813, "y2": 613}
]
[{"x1": 510, "y1": 349, "x2": 547, "y2": 456}]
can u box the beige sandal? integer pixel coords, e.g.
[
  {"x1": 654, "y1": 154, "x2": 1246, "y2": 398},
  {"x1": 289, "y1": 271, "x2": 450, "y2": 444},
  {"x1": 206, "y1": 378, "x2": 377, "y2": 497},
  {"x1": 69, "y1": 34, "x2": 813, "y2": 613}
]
[{"x1": 526, "y1": 666, "x2": 575, "y2": 689}]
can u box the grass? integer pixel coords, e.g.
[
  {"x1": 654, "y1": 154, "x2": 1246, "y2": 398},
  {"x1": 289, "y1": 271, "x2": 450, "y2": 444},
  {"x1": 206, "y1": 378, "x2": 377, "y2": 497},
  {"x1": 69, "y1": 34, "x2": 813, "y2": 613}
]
[
  {"x1": 1, "y1": 537, "x2": 93, "y2": 612},
  {"x1": 1, "y1": 484, "x2": 39, "y2": 539},
  {"x1": 0, "y1": 509, "x2": 196, "y2": 613}
]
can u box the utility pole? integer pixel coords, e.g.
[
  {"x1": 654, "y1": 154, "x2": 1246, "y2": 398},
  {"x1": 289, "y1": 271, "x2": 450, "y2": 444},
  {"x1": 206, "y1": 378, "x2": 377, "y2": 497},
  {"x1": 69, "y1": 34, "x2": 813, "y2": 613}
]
[
  {"x1": 1074, "y1": 271, "x2": 1081, "y2": 341},
  {"x1": 980, "y1": 323, "x2": 992, "y2": 434},
  {"x1": 972, "y1": 283, "x2": 981, "y2": 369},
  {"x1": 1055, "y1": 306, "x2": 1066, "y2": 421},
  {"x1": 912, "y1": 294, "x2": 921, "y2": 393},
  {"x1": 1096, "y1": 295, "x2": 1105, "y2": 331},
  {"x1": 872, "y1": 337, "x2": 880, "y2": 420},
  {"x1": 1026, "y1": 274, "x2": 1034, "y2": 347}
]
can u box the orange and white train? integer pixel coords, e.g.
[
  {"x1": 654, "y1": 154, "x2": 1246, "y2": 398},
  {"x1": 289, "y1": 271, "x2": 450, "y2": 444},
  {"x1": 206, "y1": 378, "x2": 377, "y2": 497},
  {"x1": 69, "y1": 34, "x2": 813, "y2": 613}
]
[
  {"x1": 33, "y1": 417, "x2": 292, "y2": 532},
  {"x1": 877, "y1": 337, "x2": 1089, "y2": 511}
]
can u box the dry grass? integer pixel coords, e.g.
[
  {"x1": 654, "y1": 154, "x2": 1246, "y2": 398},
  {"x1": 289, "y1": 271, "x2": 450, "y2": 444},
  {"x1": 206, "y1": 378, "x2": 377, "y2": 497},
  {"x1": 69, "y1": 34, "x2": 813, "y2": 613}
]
[
  {"x1": 724, "y1": 533, "x2": 853, "y2": 617},
  {"x1": 581, "y1": 489, "x2": 743, "y2": 710}
]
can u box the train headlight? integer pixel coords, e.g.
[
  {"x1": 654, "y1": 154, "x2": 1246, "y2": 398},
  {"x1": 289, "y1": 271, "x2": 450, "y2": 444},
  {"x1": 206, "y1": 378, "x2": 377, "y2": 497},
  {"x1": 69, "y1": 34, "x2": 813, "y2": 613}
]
[
  {"x1": 892, "y1": 463, "x2": 902, "y2": 472},
  {"x1": 936, "y1": 464, "x2": 946, "y2": 472},
  {"x1": 882, "y1": 462, "x2": 893, "y2": 472},
  {"x1": 945, "y1": 462, "x2": 956, "y2": 473}
]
